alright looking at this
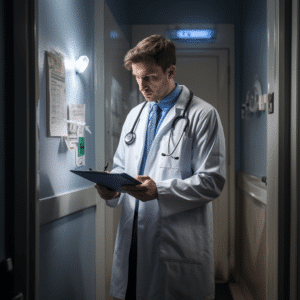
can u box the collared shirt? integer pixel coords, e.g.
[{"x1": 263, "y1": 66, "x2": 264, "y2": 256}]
[{"x1": 139, "y1": 82, "x2": 182, "y2": 176}]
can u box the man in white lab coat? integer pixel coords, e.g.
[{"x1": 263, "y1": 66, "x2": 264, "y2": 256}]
[{"x1": 95, "y1": 35, "x2": 226, "y2": 300}]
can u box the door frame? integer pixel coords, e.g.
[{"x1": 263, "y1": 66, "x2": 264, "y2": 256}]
[
  {"x1": 266, "y1": 0, "x2": 292, "y2": 299},
  {"x1": 9, "y1": 0, "x2": 39, "y2": 298},
  {"x1": 290, "y1": 0, "x2": 300, "y2": 298},
  {"x1": 131, "y1": 23, "x2": 236, "y2": 277}
]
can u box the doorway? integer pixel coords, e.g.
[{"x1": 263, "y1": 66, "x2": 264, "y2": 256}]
[{"x1": 175, "y1": 49, "x2": 230, "y2": 281}]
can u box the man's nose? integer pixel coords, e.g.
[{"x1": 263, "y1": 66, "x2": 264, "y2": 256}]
[{"x1": 138, "y1": 78, "x2": 148, "y2": 91}]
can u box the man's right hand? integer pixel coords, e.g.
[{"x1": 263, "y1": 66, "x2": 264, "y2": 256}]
[{"x1": 94, "y1": 183, "x2": 120, "y2": 200}]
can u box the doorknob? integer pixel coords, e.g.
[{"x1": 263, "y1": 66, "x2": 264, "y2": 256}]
[{"x1": 261, "y1": 176, "x2": 267, "y2": 185}]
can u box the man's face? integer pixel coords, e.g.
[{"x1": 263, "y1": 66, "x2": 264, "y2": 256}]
[{"x1": 131, "y1": 60, "x2": 176, "y2": 102}]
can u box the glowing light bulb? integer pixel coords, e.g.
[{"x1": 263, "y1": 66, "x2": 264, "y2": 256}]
[{"x1": 75, "y1": 56, "x2": 89, "y2": 73}]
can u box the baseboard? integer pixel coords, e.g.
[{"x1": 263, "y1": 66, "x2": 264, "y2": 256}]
[
  {"x1": 229, "y1": 280, "x2": 254, "y2": 300},
  {"x1": 229, "y1": 283, "x2": 245, "y2": 300}
]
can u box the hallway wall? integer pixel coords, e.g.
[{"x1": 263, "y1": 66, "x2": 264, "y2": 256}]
[
  {"x1": 241, "y1": 0, "x2": 267, "y2": 177},
  {"x1": 38, "y1": 0, "x2": 96, "y2": 299},
  {"x1": 38, "y1": 0, "x2": 95, "y2": 199}
]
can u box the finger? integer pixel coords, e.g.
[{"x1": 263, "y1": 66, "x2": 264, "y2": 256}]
[
  {"x1": 135, "y1": 175, "x2": 150, "y2": 182},
  {"x1": 122, "y1": 184, "x2": 146, "y2": 191}
]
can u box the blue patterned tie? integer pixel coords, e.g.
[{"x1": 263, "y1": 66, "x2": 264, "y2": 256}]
[{"x1": 145, "y1": 103, "x2": 160, "y2": 158}]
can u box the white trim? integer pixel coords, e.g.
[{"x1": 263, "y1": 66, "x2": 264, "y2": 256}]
[
  {"x1": 267, "y1": 0, "x2": 291, "y2": 298},
  {"x1": 266, "y1": 0, "x2": 278, "y2": 298},
  {"x1": 94, "y1": 0, "x2": 106, "y2": 299},
  {"x1": 39, "y1": 187, "x2": 97, "y2": 225},
  {"x1": 290, "y1": 0, "x2": 300, "y2": 298},
  {"x1": 229, "y1": 279, "x2": 255, "y2": 300},
  {"x1": 237, "y1": 172, "x2": 267, "y2": 206},
  {"x1": 229, "y1": 283, "x2": 246, "y2": 300}
]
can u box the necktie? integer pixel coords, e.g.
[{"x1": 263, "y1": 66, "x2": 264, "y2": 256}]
[
  {"x1": 125, "y1": 103, "x2": 161, "y2": 300},
  {"x1": 145, "y1": 103, "x2": 160, "y2": 158}
]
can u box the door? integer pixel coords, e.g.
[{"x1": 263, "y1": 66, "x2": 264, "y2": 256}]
[{"x1": 175, "y1": 50, "x2": 230, "y2": 281}]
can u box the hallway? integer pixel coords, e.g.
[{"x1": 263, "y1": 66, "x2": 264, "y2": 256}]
[{"x1": 1, "y1": 0, "x2": 298, "y2": 299}]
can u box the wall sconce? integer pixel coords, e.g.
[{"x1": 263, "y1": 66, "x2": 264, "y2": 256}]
[{"x1": 75, "y1": 56, "x2": 89, "y2": 74}]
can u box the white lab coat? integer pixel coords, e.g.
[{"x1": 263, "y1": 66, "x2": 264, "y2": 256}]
[{"x1": 106, "y1": 85, "x2": 226, "y2": 300}]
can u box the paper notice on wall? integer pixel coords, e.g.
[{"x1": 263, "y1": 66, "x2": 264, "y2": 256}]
[{"x1": 46, "y1": 51, "x2": 67, "y2": 137}]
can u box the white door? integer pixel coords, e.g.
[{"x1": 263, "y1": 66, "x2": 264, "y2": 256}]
[{"x1": 175, "y1": 50, "x2": 230, "y2": 282}]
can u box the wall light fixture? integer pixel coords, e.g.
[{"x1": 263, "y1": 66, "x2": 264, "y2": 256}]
[{"x1": 75, "y1": 56, "x2": 89, "y2": 74}]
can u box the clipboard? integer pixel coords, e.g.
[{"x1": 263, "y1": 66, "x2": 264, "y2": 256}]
[{"x1": 70, "y1": 170, "x2": 141, "y2": 192}]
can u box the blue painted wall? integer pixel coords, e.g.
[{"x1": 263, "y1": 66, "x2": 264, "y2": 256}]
[
  {"x1": 127, "y1": 0, "x2": 242, "y2": 25},
  {"x1": 105, "y1": 0, "x2": 131, "y2": 41},
  {"x1": 240, "y1": 0, "x2": 267, "y2": 177},
  {"x1": 0, "y1": 0, "x2": 5, "y2": 262},
  {"x1": 38, "y1": 0, "x2": 95, "y2": 199},
  {"x1": 39, "y1": 207, "x2": 96, "y2": 300},
  {"x1": 38, "y1": 0, "x2": 96, "y2": 298}
]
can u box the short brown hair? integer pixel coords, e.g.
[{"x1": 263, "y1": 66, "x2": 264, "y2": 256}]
[{"x1": 124, "y1": 35, "x2": 176, "y2": 73}]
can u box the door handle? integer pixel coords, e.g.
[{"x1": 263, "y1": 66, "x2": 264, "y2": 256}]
[{"x1": 261, "y1": 176, "x2": 267, "y2": 185}]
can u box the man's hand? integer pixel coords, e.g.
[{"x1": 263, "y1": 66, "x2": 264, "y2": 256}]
[
  {"x1": 94, "y1": 184, "x2": 120, "y2": 200},
  {"x1": 122, "y1": 175, "x2": 158, "y2": 202}
]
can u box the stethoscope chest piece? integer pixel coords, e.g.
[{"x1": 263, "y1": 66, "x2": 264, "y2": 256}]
[{"x1": 125, "y1": 132, "x2": 136, "y2": 145}]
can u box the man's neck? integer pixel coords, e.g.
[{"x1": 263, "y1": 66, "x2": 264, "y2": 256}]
[{"x1": 156, "y1": 81, "x2": 176, "y2": 103}]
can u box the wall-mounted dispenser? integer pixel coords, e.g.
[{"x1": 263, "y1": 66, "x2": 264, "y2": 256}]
[
  {"x1": 65, "y1": 104, "x2": 92, "y2": 167},
  {"x1": 241, "y1": 77, "x2": 266, "y2": 119}
]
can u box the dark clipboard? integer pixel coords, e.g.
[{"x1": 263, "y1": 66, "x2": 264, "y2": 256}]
[{"x1": 70, "y1": 170, "x2": 141, "y2": 192}]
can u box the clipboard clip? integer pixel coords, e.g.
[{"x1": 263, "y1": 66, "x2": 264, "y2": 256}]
[{"x1": 89, "y1": 163, "x2": 109, "y2": 172}]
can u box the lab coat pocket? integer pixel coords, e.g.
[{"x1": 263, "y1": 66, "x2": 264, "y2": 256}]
[{"x1": 159, "y1": 134, "x2": 193, "y2": 179}]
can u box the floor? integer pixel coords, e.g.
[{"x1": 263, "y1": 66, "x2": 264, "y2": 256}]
[{"x1": 215, "y1": 283, "x2": 234, "y2": 300}]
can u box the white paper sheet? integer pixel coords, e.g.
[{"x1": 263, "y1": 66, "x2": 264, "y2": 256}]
[
  {"x1": 46, "y1": 51, "x2": 67, "y2": 137},
  {"x1": 65, "y1": 104, "x2": 86, "y2": 150}
]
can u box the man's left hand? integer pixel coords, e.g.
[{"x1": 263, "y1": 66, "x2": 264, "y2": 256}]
[{"x1": 122, "y1": 175, "x2": 158, "y2": 202}]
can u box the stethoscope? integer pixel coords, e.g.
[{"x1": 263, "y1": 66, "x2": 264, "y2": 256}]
[{"x1": 124, "y1": 90, "x2": 194, "y2": 159}]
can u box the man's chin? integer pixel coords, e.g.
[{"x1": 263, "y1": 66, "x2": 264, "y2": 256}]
[{"x1": 143, "y1": 94, "x2": 156, "y2": 101}]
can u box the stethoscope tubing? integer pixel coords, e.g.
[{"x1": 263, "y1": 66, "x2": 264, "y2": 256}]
[{"x1": 125, "y1": 90, "x2": 193, "y2": 158}]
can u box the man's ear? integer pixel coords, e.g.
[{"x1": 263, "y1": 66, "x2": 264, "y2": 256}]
[{"x1": 168, "y1": 65, "x2": 177, "y2": 79}]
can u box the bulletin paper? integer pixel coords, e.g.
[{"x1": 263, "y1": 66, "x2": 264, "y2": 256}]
[{"x1": 46, "y1": 51, "x2": 67, "y2": 137}]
